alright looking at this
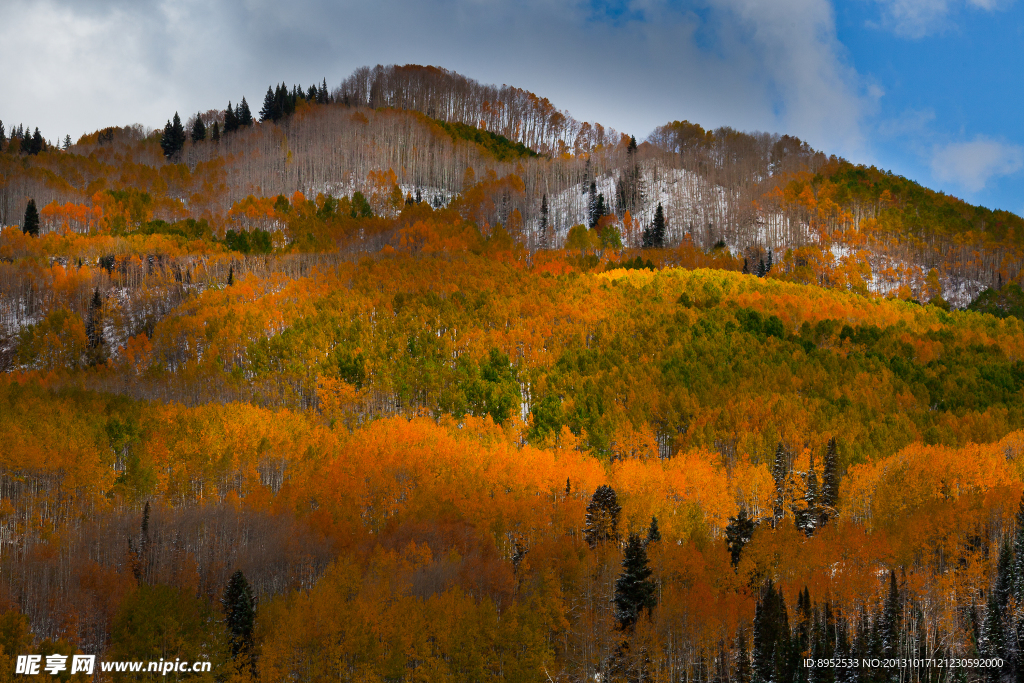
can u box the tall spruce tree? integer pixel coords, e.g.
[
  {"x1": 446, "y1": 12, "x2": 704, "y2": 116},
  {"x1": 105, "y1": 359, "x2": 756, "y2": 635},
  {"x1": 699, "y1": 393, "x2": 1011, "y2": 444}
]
[
  {"x1": 821, "y1": 438, "x2": 840, "y2": 511},
  {"x1": 85, "y1": 288, "x2": 106, "y2": 365},
  {"x1": 190, "y1": 113, "x2": 206, "y2": 143},
  {"x1": 614, "y1": 532, "x2": 657, "y2": 630},
  {"x1": 22, "y1": 199, "x2": 39, "y2": 236},
  {"x1": 584, "y1": 485, "x2": 621, "y2": 548},
  {"x1": 260, "y1": 86, "x2": 281, "y2": 122},
  {"x1": 224, "y1": 102, "x2": 239, "y2": 133},
  {"x1": 211, "y1": 121, "x2": 221, "y2": 142},
  {"x1": 753, "y1": 579, "x2": 792, "y2": 683},
  {"x1": 726, "y1": 507, "x2": 756, "y2": 566},
  {"x1": 646, "y1": 516, "x2": 661, "y2": 544},
  {"x1": 222, "y1": 570, "x2": 257, "y2": 676},
  {"x1": 28, "y1": 127, "x2": 44, "y2": 154},
  {"x1": 880, "y1": 570, "x2": 902, "y2": 659},
  {"x1": 237, "y1": 97, "x2": 253, "y2": 126},
  {"x1": 539, "y1": 194, "x2": 549, "y2": 248},
  {"x1": 643, "y1": 203, "x2": 666, "y2": 248},
  {"x1": 160, "y1": 113, "x2": 185, "y2": 157}
]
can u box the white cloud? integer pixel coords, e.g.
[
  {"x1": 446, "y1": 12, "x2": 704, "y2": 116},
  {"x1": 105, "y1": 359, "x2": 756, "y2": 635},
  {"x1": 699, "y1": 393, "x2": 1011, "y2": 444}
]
[
  {"x1": 869, "y1": 0, "x2": 1010, "y2": 38},
  {"x1": 0, "y1": 0, "x2": 868, "y2": 159},
  {"x1": 931, "y1": 138, "x2": 1024, "y2": 192}
]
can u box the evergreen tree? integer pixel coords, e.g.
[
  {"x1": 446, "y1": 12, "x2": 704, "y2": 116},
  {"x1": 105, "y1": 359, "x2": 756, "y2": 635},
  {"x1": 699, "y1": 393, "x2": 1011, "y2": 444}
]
[
  {"x1": 736, "y1": 627, "x2": 753, "y2": 683},
  {"x1": 260, "y1": 86, "x2": 281, "y2": 122},
  {"x1": 0, "y1": 120, "x2": 5, "y2": 147},
  {"x1": 753, "y1": 579, "x2": 791, "y2": 683},
  {"x1": 160, "y1": 113, "x2": 186, "y2": 157},
  {"x1": 646, "y1": 516, "x2": 661, "y2": 544},
  {"x1": 320, "y1": 78, "x2": 329, "y2": 104},
  {"x1": 222, "y1": 570, "x2": 257, "y2": 676},
  {"x1": 211, "y1": 121, "x2": 221, "y2": 143},
  {"x1": 237, "y1": 97, "x2": 253, "y2": 126},
  {"x1": 227, "y1": 264, "x2": 234, "y2": 286},
  {"x1": 539, "y1": 194, "x2": 549, "y2": 249},
  {"x1": 190, "y1": 113, "x2": 206, "y2": 143},
  {"x1": 880, "y1": 570, "x2": 901, "y2": 659},
  {"x1": 587, "y1": 180, "x2": 598, "y2": 229},
  {"x1": 796, "y1": 455, "x2": 821, "y2": 535},
  {"x1": 614, "y1": 532, "x2": 657, "y2": 630},
  {"x1": 743, "y1": 258, "x2": 750, "y2": 274},
  {"x1": 85, "y1": 288, "x2": 106, "y2": 365},
  {"x1": 726, "y1": 507, "x2": 756, "y2": 566},
  {"x1": 584, "y1": 485, "x2": 621, "y2": 548},
  {"x1": 772, "y1": 443, "x2": 788, "y2": 528},
  {"x1": 63, "y1": 134, "x2": 72, "y2": 149},
  {"x1": 29, "y1": 127, "x2": 44, "y2": 154},
  {"x1": 821, "y1": 438, "x2": 840, "y2": 511},
  {"x1": 22, "y1": 199, "x2": 39, "y2": 236},
  {"x1": 224, "y1": 102, "x2": 239, "y2": 133},
  {"x1": 643, "y1": 203, "x2": 666, "y2": 248}
]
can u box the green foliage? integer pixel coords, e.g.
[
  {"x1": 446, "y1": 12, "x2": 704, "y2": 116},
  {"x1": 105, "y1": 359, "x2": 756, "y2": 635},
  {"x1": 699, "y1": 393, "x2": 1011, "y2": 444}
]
[
  {"x1": 224, "y1": 228, "x2": 272, "y2": 254},
  {"x1": 434, "y1": 119, "x2": 539, "y2": 162},
  {"x1": 817, "y1": 161, "x2": 1024, "y2": 247},
  {"x1": 160, "y1": 113, "x2": 186, "y2": 158},
  {"x1": 108, "y1": 584, "x2": 228, "y2": 680},
  {"x1": 584, "y1": 485, "x2": 621, "y2": 548},
  {"x1": 22, "y1": 199, "x2": 39, "y2": 237},
  {"x1": 968, "y1": 283, "x2": 1024, "y2": 321},
  {"x1": 614, "y1": 532, "x2": 657, "y2": 630},
  {"x1": 222, "y1": 571, "x2": 257, "y2": 676},
  {"x1": 137, "y1": 218, "x2": 212, "y2": 240}
]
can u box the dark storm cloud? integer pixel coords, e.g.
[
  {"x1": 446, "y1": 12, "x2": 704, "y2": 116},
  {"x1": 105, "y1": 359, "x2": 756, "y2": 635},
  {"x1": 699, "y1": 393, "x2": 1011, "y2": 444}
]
[{"x1": 1, "y1": 0, "x2": 867, "y2": 156}]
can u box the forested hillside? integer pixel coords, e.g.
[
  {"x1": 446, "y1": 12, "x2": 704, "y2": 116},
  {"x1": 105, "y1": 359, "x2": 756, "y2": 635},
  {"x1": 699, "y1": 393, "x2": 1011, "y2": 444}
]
[{"x1": 1, "y1": 65, "x2": 1024, "y2": 682}]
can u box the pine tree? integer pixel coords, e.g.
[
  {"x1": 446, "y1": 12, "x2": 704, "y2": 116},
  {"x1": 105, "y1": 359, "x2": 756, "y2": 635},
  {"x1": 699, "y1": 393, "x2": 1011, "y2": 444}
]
[
  {"x1": 646, "y1": 516, "x2": 661, "y2": 544},
  {"x1": 211, "y1": 121, "x2": 221, "y2": 142},
  {"x1": 260, "y1": 86, "x2": 280, "y2": 122},
  {"x1": 237, "y1": 97, "x2": 253, "y2": 126},
  {"x1": 726, "y1": 507, "x2": 756, "y2": 566},
  {"x1": 63, "y1": 134, "x2": 72, "y2": 149},
  {"x1": 22, "y1": 199, "x2": 39, "y2": 236},
  {"x1": 227, "y1": 264, "x2": 234, "y2": 286},
  {"x1": 880, "y1": 570, "x2": 901, "y2": 659},
  {"x1": 614, "y1": 532, "x2": 657, "y2": 630},
  {"x1": 190, "y1": 113, "x2": 206, "y2": 143},
  {"x1": 584, "y1": 485, "x2": 621, "y2": 548},
  {"x1": 0, "y1": 120, "x2": 5, "y2": 147},
  {"x1": 587, "y1": 180, "x2": 598, "y2": 229},
  {"x1": 753, "y1": 579, "x2": 791, "y2": 683},
  {"x1": 160, "y1": 113, "x2": 185, "y2": 157},
  {"x1": 85, "y1": 288, "x2": 106, "y2": 365},
  {"x1": 539, "y1": 194, "x2": 549, "y2": 249},
  {"x1": 224, "y1": 102, "x2": 239, "y2": 133},
  {"x1": 222, "y1": 570, "x2": 257, "y2": 676},
  {"x1": 820, "y1": 438, "x2": 840, "y2": 526},
  {"x1": 772, "y1": 443, "x2": 788, "y2": 528},
  {"x1": 29, "y1": 127, "x2": 44, "y2": 154},
  {"x1": 643, "y1": 203, "x2": 666, "y2": 248},
  {"x1": 736, "y1": 627, "x2": 753, "y2": 683}
]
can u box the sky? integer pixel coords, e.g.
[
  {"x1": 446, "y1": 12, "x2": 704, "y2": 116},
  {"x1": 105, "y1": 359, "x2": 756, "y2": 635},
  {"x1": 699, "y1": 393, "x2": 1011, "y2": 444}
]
[{"x1": 1, "y1": 0, "x2": 1021, "y2": 215}]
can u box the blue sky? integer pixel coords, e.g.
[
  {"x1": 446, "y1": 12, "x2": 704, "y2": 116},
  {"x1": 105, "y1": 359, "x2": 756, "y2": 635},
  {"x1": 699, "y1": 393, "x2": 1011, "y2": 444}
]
[{"x1": 1, "y1": 0, "x2": 1021, "y2": 215}]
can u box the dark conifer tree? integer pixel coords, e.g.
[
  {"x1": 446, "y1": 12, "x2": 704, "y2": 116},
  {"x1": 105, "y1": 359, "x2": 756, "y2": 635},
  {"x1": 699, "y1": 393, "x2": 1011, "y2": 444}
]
[
  {"x1": 237, "y1": 97, "x2": 253, "y2": 126},
  {"x1": 736, "y1": 627, "x2": 753, "y2": 683},
  {"x1": 646, "y1": 516, "x2": 661, "y2": 544},
  {"x1": 0, "y1": 120, "x2": 5, "y2": 148},
  {"x1": 260, "y1": 86, "x2": 279, "y2": 122},
  {"x1": 319, "y1": 78, "x2": 329, "y2": 104},
  {"x1": 160, "y1": 113, "x2": 185, "y2": 157},
  {"x1": 63, "y1": 134, "x2": 72, "y2": 149},
  {"x1": 821, "y1": 437, "x2": 840, "y2": 520},
  {"x1": 85, "y1": 288, "x2": 106, "y2": 365},
  {"x1": 190, "y1": 113, "x2": 206, "y2": 143},
  {"x1": 587, "y1": 180, "x2": 598, "y2": 228},
  {"x1": 22, "y1": 199, "x2": 39, "y2": 236},
  {"x1": 222, "y1": 570, "x2": 257, "y2": 676},
  {"x1": 539, "y1": 194, "x2": 549, "y2": 248},
  {"x1": 726, "y1": 508, "x2": 756, "y2": 566},
  {"x1": 643, "y1": 203, "x2": 666, "y2": 248},
  {"x1": 614, "y1": 532, "x2": 657, "y2": 630},
  {"x1": 584, "y1": 485, "x2": 621, "y2": 548},
  {"x1": 211, "y1": 121, "x2": 221, "y2": 142},
  {"x1": 753, "y1": 579, "x2": 792, "y2": 683},
  {"x1": 772, "y1": 443, "x2": 788, "y2": 528},
  {"x1": 880, "y1": 570, "x2": 901, "y2": 659},
  {"x1": 28, "y1": 127, "x2": 44, "y2": 154},
  {"x1": 224, "y1": 102, "x2": 239, "y2": 133},
  {"x1": 743, "y1": 258, "x2": 750, "y2": 274},
  {"x1": 227, "y1": 264, "x2": 234, "y2": 286}
]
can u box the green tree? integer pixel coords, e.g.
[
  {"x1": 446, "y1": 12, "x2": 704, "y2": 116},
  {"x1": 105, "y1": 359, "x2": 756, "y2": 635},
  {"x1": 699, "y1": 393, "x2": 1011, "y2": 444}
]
[
  {"x1": 643, "y1": 203, "x2": 666, "y2": 248},
  {"x1": 753, "y1": 579, "x2": 791, "y2": 683},
  {"x1": 646, "y1": 515, "x2": 661, "y2": 544},
  {"x1": 237, "y1": 97, "x2": 253, "y2": 127},
  {"x1": 584, "y1": 484, "x2": 621, "y2": 548},
  {"x1": 222, "y1": 570, "x2": 257, "y2": 677},
  {"x1": 109, "y1": 584, "x2": 227, "y2": 681},
  {"x1": 726, "y1": 508, "x2": 756, "y2": 566},
  {"x1": 85, "y1": 288, "x2": 106, "y2": 366},
  {"x1": 614, "y1": 532, "x2": 657, "y2": 630},
  {"x1": 260, "y1": 86, "x2": 282, "y2": 122},
  {"x1": 22, "y1": 199, "x2": 39, "y2": 236},
  {"x1": 224, "y1": 102, "x2": 239, "y2": 133},
  {"x1": 211, "y1": 120, "x2": 221, "y2": 142},
  {"x1": 160, "y1": 112, "x2": 186, "y2": 157},
  {"x1": 190, "y1": 113, "x2": 206, "y2": 143}
]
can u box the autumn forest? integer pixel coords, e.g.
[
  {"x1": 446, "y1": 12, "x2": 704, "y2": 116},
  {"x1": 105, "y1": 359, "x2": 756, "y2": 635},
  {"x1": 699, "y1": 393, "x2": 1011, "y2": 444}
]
[{"x1": 2, "y1": 64, "x2": 1024, "y2": 682}]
